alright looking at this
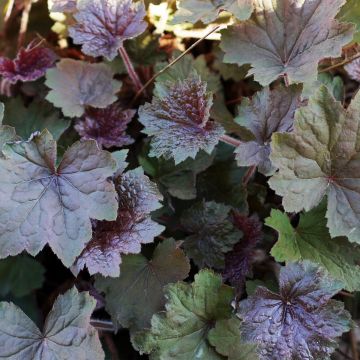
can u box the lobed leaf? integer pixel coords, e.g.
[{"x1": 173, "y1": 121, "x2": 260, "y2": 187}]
[
  {"x1": 95, "y1": 238, "x2": 190, "y2": 330},
  {"x1": 220, "y1": 0, "x2": 354, "y2": 85},
  {"x1": 69, "y1": 0, "x2": 147, "y2": 60},
  {"x1": 73, "y1": 167, "x2": 164, "y2": 277},
  {"x1": 238, "y1": 261, "x2": 351, "y2": 360},
  {"x1": 0, "y1": 130, "x2": 118, "y2": 267},
  {"x1": 139, "y1": 75, "x2": 224, "y2": 164},
  {"x1": 45, "y1": 59, "x2": 121, "y2": 117},
  {"x1": 269, "y1": 86, "x2": 360, "y2": 243},
  {"x1": 180, "y1": 200, "x2": 242, "y2": 269},
  {"x1": 235, "y1": 85, "x2": 302, "y2": 175},
  {"x1": 0, "y1": 287, "x2": 104, "y2": 359}
]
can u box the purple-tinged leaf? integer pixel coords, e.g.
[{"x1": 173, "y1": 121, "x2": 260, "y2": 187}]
[
  {"x1": 139, "y1": 75, "x2": 224, "y2": 164},
  {"x1": 73, "y1": 167, "x2": 164, "y2": 277},
  {"x1": 0, "y1": 287, "x2": 104, "y2": 359},
  {"x1": 48, "y1": 0, "x2": 77, "y2": 12},
  {"x1": 45, "y1": 59, "x2": 121, "y2": 118},
  {"x1": 180, "y1": 200, "x2": 242, "y2": 269},
  {"x1": 235, "y1": 85, "x2": 302, "y2": 175},
  {"x1": 75, "y1": 103, "x2": 135, "y2": 148},
  {"x1": 345, "y1": 57, "x2": 360, "y2": 82},
  {"x1": 220, "y1": 0, "x2": 354, "y2": 85},
  {"x1": 0, "y1": 130, "x2": 118, "y2": 267},
  {"x1": 69, "y1": 0, "x2": 147, "y2": 60},
  {"x1": 0, "y1": 41, "x2": 57, "y2": 84},
  {"x1": 223, "y1": 212, "x2": 263, "y2": 294},
  {"x1": 238, "y1": 261, "x2": 351, "y2": 360}
]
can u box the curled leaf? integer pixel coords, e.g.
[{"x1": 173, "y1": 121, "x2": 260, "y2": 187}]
[
  {"x1": 139, "y1": 75, "x2": 224, "y2": 164},
  {"x1": 0, "y1": 41, "x2": 57, "y2": 84},
  {"x1": 220, "y1": 0, "x2": 354, "y2": 85},
  {"x1": 69, "y1": 0, "x2": 147, "y2": 60},
  {"x1": 73, "y1": 167, "x2": 164, "y2": 277},
  {"x1": 238, "y1": 261, "x2": 351, "y2": 360},
  {"x1": 75, "y1": 103, "x2": 135, "y2": 148},
  {"x1": 45, "y1": 59, "x2": 121, "y2": 117}
]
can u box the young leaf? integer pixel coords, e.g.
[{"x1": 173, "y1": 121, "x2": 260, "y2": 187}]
[
  {"x1": 2, "y1": 98, "x2": 70, "y2": 140},
  {"x1": 208, "y1": 318, "x2": 259, "y2": 360},
  {"x1": 95, "y1": 238, "x2": 190, "y2": 330},
  {"x1": 73, "y1": 167, "x2": 164, "y2": 277},
  {"x1": 0, "y1": 41, "x2": 57, "y2": 84},
  {"x1": 180, "y1": 200, "x2": 242, "y2": 269},
  {"x1": 0, "y1": 255, "x2": 45, "y2": 298},
  {"x1": 69, "y1": 0, "x2": 147, "y2": 60},
  {"x1": 266, "y1": 202, "x2": 360, "y2": 292},
  {"x1": 0, "y1": 287, "x2": 104, "y2": 359},
  {"x1": 223, "y1": 213, "x2": 263, "y2": 294},
  {"x1": 238, "y1": 261, "x2": 351, "y2": 360},
  {"x1": 75, "y1": 103, "x2": 135, "y2": 149},
  {"x1": 220, "y1": 0, "x2": 354, "y2": 85},
  {"x1": 235, "y1": 85, "x2": 302, "y2": 175},
  {"x1": 45, "y1": 59, "x2": 121, "y2": 117},
  {"x1": 0, "y1": 130, "x2": 118, "y2": 267},
  {"x1": 172, "y1": 0, "x2": 253, "y2": 24},
  {"x1": 132, "y1": 269, "x2": 235, "y2": 359},
  {"x1": 269, "y1": 86, "x2": 360, "y2": 243},
  {"x1": 139, "y1": 75, "x2": 224, "y2": 164}
]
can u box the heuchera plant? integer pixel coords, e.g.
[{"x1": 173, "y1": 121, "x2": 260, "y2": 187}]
[{"x1": 0, "y1": 0, "x2": 360, "y2": 358}]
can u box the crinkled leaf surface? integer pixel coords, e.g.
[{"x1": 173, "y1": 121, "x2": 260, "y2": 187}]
[
  {"x1": 45, "y1": 59, "x2": 121, "y2": 117},
  {"x1": 220, "y1": 0, "x2": 354, "y2": 85},
  {"x1": 269, "y1": 86, "x2": 360, "y2": 243},
  {"x1": 208, "y1": 318, "x2": 259, "y2": 360},
  {"x1": 0, "y1": 130, "x2": 118, "y2": 267},
  {"x1": 238, "y1": 261, "x2": 351, "y2": 360},
  {"x1": 266, "y1": 202, "x2": 360, "y2": 292},
  {"x1": 2, "y1": 98, "x2": 70, "y2": 140},
  {"x1": 0, "y1": 287, "x2": 104, "y2": 360},
  {"x1": 139, "y1": 75, "x2": 224, "y2": 164},
  {"x1": 0, "y1": 255, "x2": 45, "y2": 298},
  {"x1": 0, "y1": 41, "x2": 57, "y2": 84},
  {"x1": 223, "y1": 213, "x2": 263, "y2": 295},
  {"x1": 95, "y1": 238, "x2": 190, "y2": 330},
  {"x1": 181, "y1": 200, "x2": 242, "y2": 269},
  {"x1": 235, "y1": 85, "x2": 302, "y2": 175},
  {"x1": 73, "y1": 167, "x2": 164, "y2": 277},
  {"x1": 69, "y1": 0, "x2": 147, "y2": 60},
  {"x1": 132, "y1": 269, "x2": 235, "y2": 360},
  {"x1": 172, "y1": 0, "x2": 253, "y2": 24},
  {"x1": 75, "y1": 103, "x2": 135, "y2": 148}
]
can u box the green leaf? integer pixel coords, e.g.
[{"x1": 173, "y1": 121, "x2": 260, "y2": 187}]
[
  {"x1": 45, "y1": 59, "x2": 121, "y2": 117},
  {"x1": 0, "y1": 287, "x2": 104, "y2": 359},
  {"x1": 132, "y1": 269, "x2": 234, "y2": 360},
  {"x1": 0, "y1": 255, "x2": 45, "y2": 298},
  {"x1": 172, "y1": 0, "x2": 253, "y2": 24},
  {"x1": 95, "y1": 238, "x2": 190, "y2": 330},
  {"x1": 2, "y1": 98, "x2": 70, "y2": 140},
  {"x1": 181, "y1": 200, "x2": 242, "y2": 269},
  {"x1": 220, "y1": 0, "x2": 354, "y2": 85},
  {"x1": 269, "y1": 86, "x2": 360, "y2": 243},
  {"x1": 208, "y1": 318, "x2": 259, "y2": 360},
  {"x1": 266, "y1": 202, "x2": 360, "y2": 292},
  {"x1": 337, "y1": 0, "x2": 360, "y2": 43},
  {"x1": 0, "y1": 130, "x2": 118, "y2": 267}
]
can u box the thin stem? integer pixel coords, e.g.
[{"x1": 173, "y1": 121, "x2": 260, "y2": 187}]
[
  {"x1": 220, "y1": 134, "x2": 242, "y2": 147},
  {"x1": 131, "y1": 25, "x2": 221, "y2": 104},
  {"x1": 103, "y1": 334, "x2": 120, "y2": 360},
  {"x1": 283, "y1": 73, "x2": 289, "y2": 87},
  {"x1": 17, "y1": 0, "x2": 32, "y2": 49},
  {"x1": 4, "y1": 0, "x2": 15, "y2": 26},
  {"x1": 350, "y1": 329, "x2": 359, "y2": 360},
  {"x1": 90, "y1": 319, "x2": 116, "y2": 332},
  {"x1": 243, "y1": 165, "x2": 257, "y2": 185},
  {"x1": 319, "y1": 52, "x2": 360, "y2": 73},
  {"x1": 118, "y1": 45, "x2": 143, "y2": 92}
]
